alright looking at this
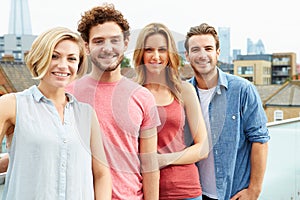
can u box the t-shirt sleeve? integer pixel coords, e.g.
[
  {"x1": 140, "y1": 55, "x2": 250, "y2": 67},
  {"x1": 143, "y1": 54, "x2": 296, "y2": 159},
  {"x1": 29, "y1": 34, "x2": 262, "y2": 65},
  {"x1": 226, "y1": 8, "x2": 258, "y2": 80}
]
[{"x1": 138, "y1": 88, "x2": 161, "y2": 138}]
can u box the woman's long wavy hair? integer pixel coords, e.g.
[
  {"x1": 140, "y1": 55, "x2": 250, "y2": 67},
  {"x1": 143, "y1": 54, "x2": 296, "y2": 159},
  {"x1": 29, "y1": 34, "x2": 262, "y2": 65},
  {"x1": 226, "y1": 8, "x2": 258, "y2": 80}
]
[{"x1": 133, "y1": 23, "x2": 182, "y2": 103}]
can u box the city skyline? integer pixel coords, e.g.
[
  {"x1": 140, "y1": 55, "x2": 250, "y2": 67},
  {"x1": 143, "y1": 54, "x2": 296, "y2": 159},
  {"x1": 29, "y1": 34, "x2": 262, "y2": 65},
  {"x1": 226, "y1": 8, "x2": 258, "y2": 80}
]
[{"x1": 0, "y1": 0, "x2": 299, "y2": 63}]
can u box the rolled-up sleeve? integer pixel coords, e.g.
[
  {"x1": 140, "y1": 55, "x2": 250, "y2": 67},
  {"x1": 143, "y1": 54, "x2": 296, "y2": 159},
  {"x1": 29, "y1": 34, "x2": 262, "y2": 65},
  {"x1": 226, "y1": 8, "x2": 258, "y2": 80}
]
[{"x1": 242, "y1": 83, "x2": 270, "y2": 143}]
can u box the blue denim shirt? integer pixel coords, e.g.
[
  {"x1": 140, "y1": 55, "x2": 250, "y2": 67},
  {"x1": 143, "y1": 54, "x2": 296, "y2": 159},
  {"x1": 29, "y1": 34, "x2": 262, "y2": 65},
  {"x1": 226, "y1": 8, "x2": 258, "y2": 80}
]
[{"x1": 188, "y1": 68, "x2": 270, "y2": 200}]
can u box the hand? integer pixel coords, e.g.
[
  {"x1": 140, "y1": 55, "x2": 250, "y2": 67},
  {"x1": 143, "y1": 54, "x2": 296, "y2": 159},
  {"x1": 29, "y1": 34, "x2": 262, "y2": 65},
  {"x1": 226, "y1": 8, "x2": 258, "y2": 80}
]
[
  {"x1": 156, "y1": 151, "x2": 186, "y2": 168},
  {"x1": 230, "y1": 188, "x2": 260, "y2": 200},
  {"x1": 157, "y1": 153, "x2": 168, "y2": 169}
]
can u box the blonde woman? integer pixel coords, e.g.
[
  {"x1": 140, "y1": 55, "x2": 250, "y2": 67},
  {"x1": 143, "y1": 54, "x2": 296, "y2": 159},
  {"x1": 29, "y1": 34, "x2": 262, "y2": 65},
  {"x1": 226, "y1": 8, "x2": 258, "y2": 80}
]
[{"x1": 0, "y1": 27, "x2": 111, "y2": 199}]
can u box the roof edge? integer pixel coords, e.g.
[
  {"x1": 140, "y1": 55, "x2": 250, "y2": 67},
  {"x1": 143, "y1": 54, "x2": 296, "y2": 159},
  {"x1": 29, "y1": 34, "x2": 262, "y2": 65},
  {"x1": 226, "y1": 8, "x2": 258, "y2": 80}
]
[{"x1": 267, "y1": 117, "x2": 300, "y2": 127}]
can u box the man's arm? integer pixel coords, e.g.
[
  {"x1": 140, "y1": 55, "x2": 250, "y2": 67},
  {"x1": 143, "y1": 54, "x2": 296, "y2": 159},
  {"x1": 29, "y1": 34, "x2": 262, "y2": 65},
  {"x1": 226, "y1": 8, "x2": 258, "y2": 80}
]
[
  {"x1": 248, "y1": 142, "x2": 268, "y2": 197},
  {"x1": 230, "y1": 142, "x2": 268, "y2": 200},
  {"x1": 139, "y1": 127, "x2": 159, "y2": 200},
  {"x1": 90, "y1": 110, "x2": 112, "y2": 199},
  {"x1": 92, "y1": 157, "x2": 112, "y2": 200}
]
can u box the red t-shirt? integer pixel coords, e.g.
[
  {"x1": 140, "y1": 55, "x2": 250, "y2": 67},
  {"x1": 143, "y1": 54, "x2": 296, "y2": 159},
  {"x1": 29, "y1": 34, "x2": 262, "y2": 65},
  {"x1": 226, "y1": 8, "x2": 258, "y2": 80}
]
[{"x1": 67, "y1": 76, "x2": 161, "y2": 200}]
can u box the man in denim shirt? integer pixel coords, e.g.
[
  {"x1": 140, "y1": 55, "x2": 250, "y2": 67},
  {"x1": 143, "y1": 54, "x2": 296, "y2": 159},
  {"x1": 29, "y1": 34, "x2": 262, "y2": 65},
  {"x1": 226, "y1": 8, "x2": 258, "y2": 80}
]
[{"x1": 184, "y1": 23, "x2": 270, "y2": 200}]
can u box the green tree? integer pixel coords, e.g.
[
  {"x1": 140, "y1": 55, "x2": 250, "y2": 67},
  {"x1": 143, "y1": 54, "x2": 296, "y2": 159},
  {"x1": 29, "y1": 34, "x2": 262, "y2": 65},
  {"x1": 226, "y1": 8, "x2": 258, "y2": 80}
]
[
  {"x1": 179, "y1": 55, "x2": 185, "y2": 67},
  {"x1": 121, "y1": 56, "x2": 131, "y2": 68}
]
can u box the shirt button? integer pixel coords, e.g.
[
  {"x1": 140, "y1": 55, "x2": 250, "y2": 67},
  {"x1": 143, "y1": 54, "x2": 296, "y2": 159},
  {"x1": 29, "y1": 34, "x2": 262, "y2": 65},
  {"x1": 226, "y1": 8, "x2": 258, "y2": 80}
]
[
  {"x1": 63, "y1": 139, "x2": 67, "y2": 143},
  {"x1": 232, "y1": 115, "x2": 236, "y2": 120}
]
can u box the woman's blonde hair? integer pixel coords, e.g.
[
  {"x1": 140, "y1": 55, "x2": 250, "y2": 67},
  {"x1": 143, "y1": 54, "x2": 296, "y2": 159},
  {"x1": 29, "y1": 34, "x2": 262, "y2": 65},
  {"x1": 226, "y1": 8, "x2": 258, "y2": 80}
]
[
  {"x1": 25, "y1": 27, "x2": 87, "y2": 80},
  {"x1": 133, "y1": 23, "x2": 182, "y2": 102}
]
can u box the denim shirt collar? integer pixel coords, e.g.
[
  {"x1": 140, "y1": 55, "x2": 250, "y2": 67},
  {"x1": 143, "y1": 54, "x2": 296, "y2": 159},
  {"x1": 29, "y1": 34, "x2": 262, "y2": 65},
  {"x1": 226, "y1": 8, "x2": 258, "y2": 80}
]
[
  {"x1": 217, "y1": 68, "x2": 228, "y2": 90},
  {"x1": 190, "y1": 67, "x2": 228, "y2": 97}
]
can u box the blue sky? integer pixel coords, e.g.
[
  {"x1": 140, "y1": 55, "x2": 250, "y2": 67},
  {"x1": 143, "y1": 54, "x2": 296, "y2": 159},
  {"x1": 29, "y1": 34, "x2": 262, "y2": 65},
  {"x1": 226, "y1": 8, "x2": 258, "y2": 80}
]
[{"x1": 1, "y1": 0, "x2": 300, "y2": 63}]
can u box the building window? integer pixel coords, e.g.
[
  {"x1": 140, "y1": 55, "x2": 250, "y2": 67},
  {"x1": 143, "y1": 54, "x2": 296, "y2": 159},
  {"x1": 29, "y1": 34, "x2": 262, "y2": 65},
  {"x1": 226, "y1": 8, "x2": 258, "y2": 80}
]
[
  {"x1": 238, "y1": 66, "x2": 253, "y2": 75},
  {"x1": 274, "y1": 110, "x2": 283, "y2": 121},
  {"x1": 16, "y1": 46, "x2": 21, "y2": 51}
]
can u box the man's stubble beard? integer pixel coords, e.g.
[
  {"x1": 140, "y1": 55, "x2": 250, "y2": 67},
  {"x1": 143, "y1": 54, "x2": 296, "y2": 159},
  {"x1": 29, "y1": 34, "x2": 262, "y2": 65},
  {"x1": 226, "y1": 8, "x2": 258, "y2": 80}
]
[{"x1": 91, "y1": 54, "x2": 124, "y2": 72}]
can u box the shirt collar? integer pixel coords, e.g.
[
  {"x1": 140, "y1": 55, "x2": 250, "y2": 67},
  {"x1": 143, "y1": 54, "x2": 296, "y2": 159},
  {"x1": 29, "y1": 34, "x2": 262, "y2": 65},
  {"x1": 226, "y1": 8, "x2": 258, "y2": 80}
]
[
  {"x1": 217, "y1": 68, "x2": 228, "y2": 90},
  {"x1": 30, "y1": 85, "x2": 44, "y2": 102},
  {"x1": 30, "y1": 85, "x2": 75, "y2": 104},
  {"x1": 189, "y1": 68, "x2": 229, "y2": 97},
  {"x1": 190, "y1": 68, "x2": 228, "y2": 89}
]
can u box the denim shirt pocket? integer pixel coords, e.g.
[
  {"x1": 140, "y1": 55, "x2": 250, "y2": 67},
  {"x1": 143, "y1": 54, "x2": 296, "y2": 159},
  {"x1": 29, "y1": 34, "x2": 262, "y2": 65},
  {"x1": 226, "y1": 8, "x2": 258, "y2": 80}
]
[{"x1": 221, "y1": 111, "x2": 241, "y2": 143}]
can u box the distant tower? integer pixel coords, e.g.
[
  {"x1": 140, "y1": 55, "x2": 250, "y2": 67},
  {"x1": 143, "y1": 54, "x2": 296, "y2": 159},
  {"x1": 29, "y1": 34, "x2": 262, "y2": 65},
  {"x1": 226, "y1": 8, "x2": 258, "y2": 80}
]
[
  {"x1": 0, "y1": 0, "x2": 35, "y2": 61},
  {"x1": 177, "y1": 40, "x2": 186, "y2": 62},
  {"x1": 232, "y1": 49, "x2": 241, "y2": 61},
  {"x1": 247, "y1": 38, "x2": 265, "y2": 55},
  {"x1": 255, "y1": 39, "x2": 265, "y2": 54},
  {"x1": 218, "y1": 27, "x2": 231, "y2": 63},
  {"x1": 8, "y1": 0, "x2": 32, "y2": 35},
  {"x1": 247, "y1": 38, "x2": 255, "y2": 55}
]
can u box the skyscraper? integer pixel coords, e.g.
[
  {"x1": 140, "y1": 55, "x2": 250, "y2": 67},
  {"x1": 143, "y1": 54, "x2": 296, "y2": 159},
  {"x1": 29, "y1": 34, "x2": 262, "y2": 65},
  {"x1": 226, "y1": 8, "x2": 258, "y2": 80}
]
[
  {"x1": 0, "y1": 0, "x2": 36, "y2": 61},
  {"x1": 247, "y1": 38, "x2": 265, "y2": 55},
  {"x1": 218, "y1": 27, "x2": 231, "y2": 63},
  {"x1": 177, "y1": 40, "x2": 186, "y2": 63},
  {"x1": 8, "y1": 0, "x2": 32, "y2": 35},
  {"x1": 232, "y1": 49, "x2": 241, "y2": 61}
]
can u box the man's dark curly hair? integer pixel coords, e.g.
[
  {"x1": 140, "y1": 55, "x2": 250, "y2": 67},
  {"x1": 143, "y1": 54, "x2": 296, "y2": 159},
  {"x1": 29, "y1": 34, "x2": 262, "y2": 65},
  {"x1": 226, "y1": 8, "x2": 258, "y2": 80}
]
[{"x1": 77, "y1": 3, "x2": 130, "y2": 42}]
